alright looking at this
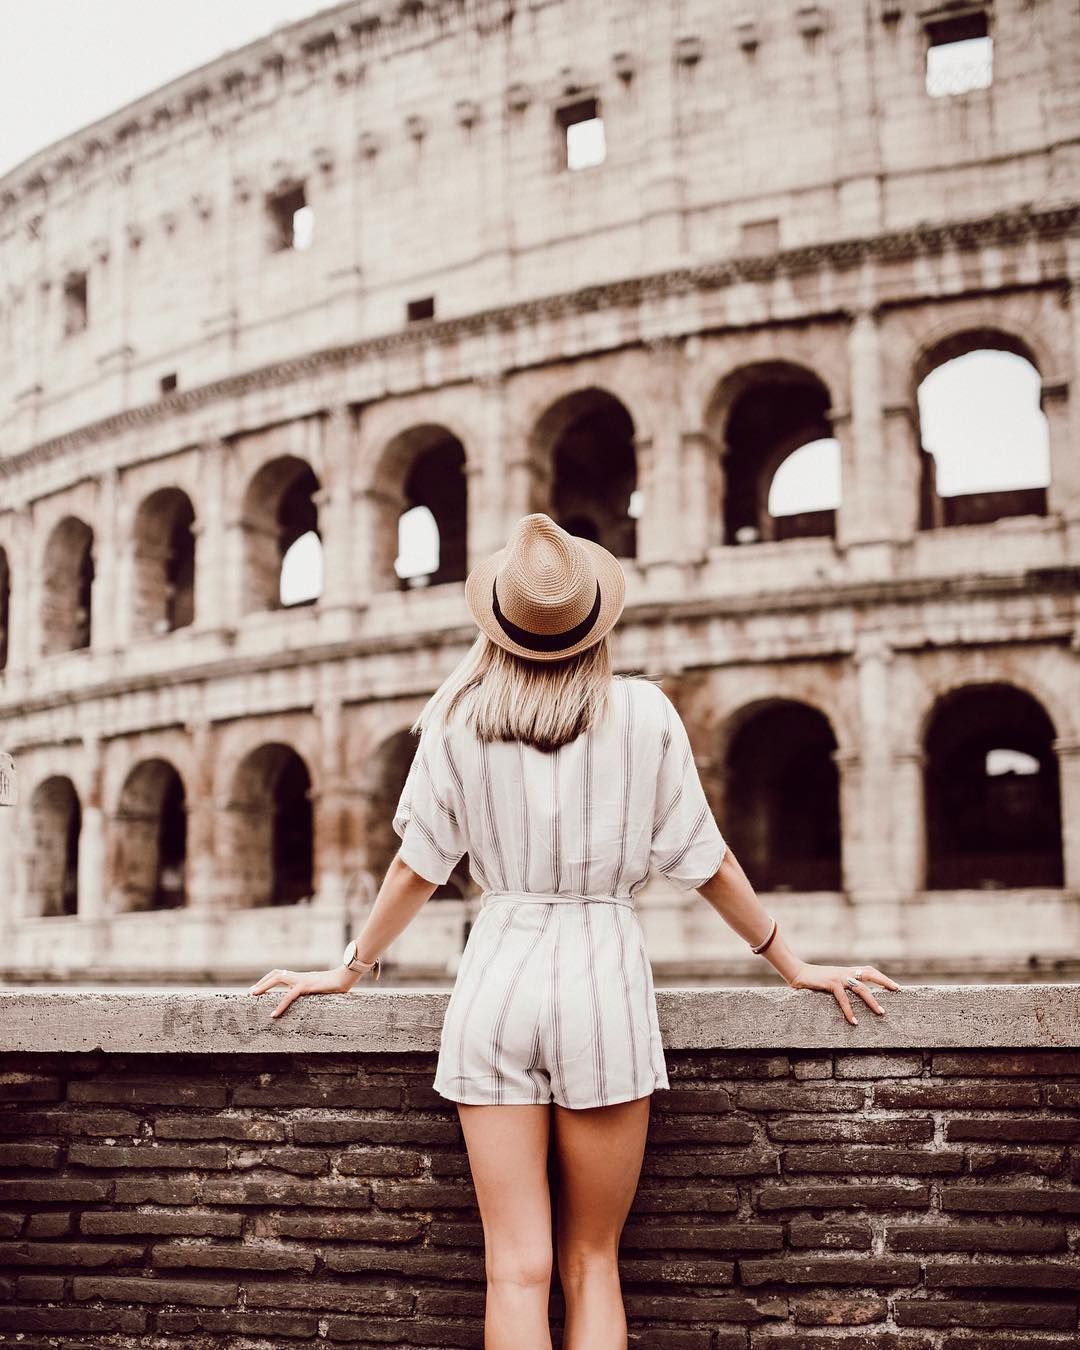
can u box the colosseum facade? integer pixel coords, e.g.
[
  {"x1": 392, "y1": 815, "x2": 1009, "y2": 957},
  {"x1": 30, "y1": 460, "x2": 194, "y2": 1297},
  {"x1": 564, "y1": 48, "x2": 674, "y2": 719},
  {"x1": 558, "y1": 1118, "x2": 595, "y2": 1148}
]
[{"x1": 0, "y1": 0, "x2": 1078, "y2": 984}]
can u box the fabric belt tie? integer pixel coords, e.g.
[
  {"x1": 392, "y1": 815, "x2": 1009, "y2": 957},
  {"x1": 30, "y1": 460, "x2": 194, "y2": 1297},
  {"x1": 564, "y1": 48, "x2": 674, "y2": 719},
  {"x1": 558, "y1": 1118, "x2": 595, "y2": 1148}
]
[{"x1": 480, "y1": 889, "x2": 636, "y2": 910}]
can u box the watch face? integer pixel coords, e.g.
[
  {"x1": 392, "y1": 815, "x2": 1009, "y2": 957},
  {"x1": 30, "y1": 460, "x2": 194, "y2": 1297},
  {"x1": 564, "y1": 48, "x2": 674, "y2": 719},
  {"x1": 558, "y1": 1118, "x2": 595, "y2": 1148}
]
[{"x1": 342, "y1": 939, "x2": 356, "y2": 966}]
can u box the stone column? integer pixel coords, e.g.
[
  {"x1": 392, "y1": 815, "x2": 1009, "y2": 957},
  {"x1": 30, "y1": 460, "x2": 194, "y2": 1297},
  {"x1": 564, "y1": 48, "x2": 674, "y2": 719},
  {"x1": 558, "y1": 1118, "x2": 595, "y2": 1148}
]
[
  {"x1": 832, "y1": 748, "x2": 863, "y2": 899},
  {"x1": 316, "y1": 404, "x2": 357, "y2": 623},
  {"x1": 193, "y1": 439, "x2": 228, "y2": 633},
  {"x1": 890, "y1": 748, "x2": 927, "y2": 900},
  {"x1": 353, "y1": 483, "x2": 406, "y2": 601},
  {"x1": 6, "y1": 508, "x2": 33, "y2": 677},
  {"x1": 851, "y1": 636, "x2": 900, "y2": 899},
  {"x1": 312, "y1": 686, "x2": 347, "y2": 911},
  {"x1": 90, "y1": 467, "x2": 121, "y2": 654},
  {"x1": 836, "y1": 306, "x2": 893, "y2": 568},
  {"x1": 112, "y1": 493, "x2": 139, "y2": 648},
  {"x1": 641, "y1": 338, "x2": 721, "y2": 568},
  {"x1": 0, "y1": 773, "x2": 18, "y2": 933},
  {"x1": 882, "y1": 403, "x2": 922, "y2": 544},
  {"x1": 77, "y1": 735, "x2": 107, "y2": 921},
  {"x1": 1062, "y1": 258, "x2": 1080, "y2": 555},
  {"x1": 468, "y1": 374, "x2": 514, "y2": 567},
  {"x1": 1052, "y1": 735, "x2": 1080, "y2": 894},
  {"x1": 679, "y1": 429, "x2": 723, "y2": 563},
  {"x1": 184, "y1": 720, "x2": 218, "y2": 911},
  {"x1": 1042, "y1": 381, "x2": 1078, "y2": 533}
]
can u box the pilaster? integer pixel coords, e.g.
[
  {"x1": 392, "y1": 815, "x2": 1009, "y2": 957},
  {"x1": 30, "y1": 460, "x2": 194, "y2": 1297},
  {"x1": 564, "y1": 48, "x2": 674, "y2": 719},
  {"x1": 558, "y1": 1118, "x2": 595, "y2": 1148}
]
[
  {"x1": 193, "y1": 439, "x2": 228, "y2": 633},
  {"x1": 316, "y1": 404, "x2": 358, "y2": 629},
  {"x1": 1052, "y1": 735, "x2": 1080, "y2": 894},
  {"x1": 77, "y1": 734, "x2": 107, "y2": 921}
]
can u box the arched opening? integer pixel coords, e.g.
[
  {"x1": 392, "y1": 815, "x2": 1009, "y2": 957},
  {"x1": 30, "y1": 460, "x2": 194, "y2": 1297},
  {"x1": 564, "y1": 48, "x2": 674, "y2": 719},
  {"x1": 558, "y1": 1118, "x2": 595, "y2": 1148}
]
[
  {"x1": 374, "y1": 426, "x2": 468, "y2": 592},
  {"x1": 132, "y1": 488, "x2": 196, "y2": 637},
  {"x1": 924, "y1": 683, "x2": 1062, "y2": 889},
  {"x1": 767, "y1": 438, "x2": 842, "y2": 528},
  {"x1": 533, "y1": 388, "x2": 638, "y2": 558},
  {"x1": 396, "y1": 505, "x2": 441, "y2": 586},
  {"x1": 41, "y1": 516, "x2": 94, "y2": 655},
  {"x1": 916, "y1": 335, "x2": 1049, "y2": 529},
  {"x1": 709, "y1": 363, "x2": 838, "y2": 545},
  {"x1": 370, "y1": 729, "x2": 468, "y2": 900},
  {"x1": 722, "y1": 700, "x2": 841, "y2": 891},
  {"x1": 28, "y1": 776, "x2": 81, "y2": 917},
  {"x1": 280, "y1": 530, "x2": 323, "y2": 606},
  {"x1": 114, "y1": 759, "x2": 187, "y2": 910},
  {"x1": 240, "y1": 456, "x2": 322, "y2": 612},
  {"x1": 226, "y1": 743, "x2": 314, "y2": 907},
  {"x1": 0, "y1": 547, "x2": 10, "y2": 671}
]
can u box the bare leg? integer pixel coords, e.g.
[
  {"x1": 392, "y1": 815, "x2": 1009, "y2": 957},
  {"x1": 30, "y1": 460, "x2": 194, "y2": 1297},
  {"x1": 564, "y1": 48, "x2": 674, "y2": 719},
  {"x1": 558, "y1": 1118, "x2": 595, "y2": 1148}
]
[
  {"x1": 456, "y1": 1102, "x2": 554, "y2": 1350},
  {"x1": 552, "y1": 1094, "x2": 651, "y2": 1350}
]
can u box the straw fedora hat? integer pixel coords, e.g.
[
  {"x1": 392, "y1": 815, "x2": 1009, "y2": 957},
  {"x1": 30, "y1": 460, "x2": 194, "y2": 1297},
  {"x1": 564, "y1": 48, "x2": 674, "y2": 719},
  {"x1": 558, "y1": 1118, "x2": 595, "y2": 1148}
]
[{"x1": 464, "y1": 513, "x2": 626, "y2": 662}]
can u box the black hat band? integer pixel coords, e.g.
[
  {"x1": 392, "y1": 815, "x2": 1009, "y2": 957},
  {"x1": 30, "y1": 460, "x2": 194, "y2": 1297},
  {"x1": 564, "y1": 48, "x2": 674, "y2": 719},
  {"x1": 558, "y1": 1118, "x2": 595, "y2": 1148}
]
[{"x1": 491, "y1": 576, "x2": 602, "y2": 653}]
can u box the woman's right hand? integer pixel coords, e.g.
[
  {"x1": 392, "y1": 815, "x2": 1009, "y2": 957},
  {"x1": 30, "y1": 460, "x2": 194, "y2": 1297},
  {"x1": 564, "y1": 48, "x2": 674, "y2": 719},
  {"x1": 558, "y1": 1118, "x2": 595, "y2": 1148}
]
[{"x1": 786, "y1": 962, "x2": 900, "y2": 1025}]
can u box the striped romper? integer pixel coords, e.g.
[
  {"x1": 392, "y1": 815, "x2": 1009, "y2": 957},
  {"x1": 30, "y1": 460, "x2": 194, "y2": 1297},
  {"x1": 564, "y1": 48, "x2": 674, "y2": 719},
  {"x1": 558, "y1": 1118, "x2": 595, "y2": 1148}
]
[{"x1": 392, "y1": 675, "x2": 729, "y2": 1109}]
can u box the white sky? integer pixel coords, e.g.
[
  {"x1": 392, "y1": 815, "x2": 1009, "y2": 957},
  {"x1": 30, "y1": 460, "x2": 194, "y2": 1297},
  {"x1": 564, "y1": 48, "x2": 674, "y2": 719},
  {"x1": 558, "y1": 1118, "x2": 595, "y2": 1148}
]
[
  {"x1": 0, "y1": 1, "x2": 334, "y2": 177},
  {"x1": 3, "y1": 5, "x2": 1049, "y2": 600}
]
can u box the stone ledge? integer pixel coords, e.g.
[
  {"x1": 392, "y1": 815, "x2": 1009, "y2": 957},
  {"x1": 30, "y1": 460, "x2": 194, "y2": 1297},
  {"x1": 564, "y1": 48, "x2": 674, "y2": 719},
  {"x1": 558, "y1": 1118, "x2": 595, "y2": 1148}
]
[{"x1": 1, "y1": 985, "x2": 1077, "y2": 1055}]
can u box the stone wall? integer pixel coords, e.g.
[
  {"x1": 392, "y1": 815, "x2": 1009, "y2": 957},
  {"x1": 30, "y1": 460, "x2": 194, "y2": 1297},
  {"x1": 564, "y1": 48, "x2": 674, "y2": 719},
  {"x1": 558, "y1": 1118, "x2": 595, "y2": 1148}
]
[{"x1": 0, "y1": 987, "x2": 1077, "y2": 1347}]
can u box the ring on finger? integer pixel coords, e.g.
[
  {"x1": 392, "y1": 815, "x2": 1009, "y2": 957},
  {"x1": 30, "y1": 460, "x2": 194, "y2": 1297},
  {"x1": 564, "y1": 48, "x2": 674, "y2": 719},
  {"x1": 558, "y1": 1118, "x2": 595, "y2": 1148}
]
[{"x1": 846, "y1": 969, "x2": 864, "y2": 989}]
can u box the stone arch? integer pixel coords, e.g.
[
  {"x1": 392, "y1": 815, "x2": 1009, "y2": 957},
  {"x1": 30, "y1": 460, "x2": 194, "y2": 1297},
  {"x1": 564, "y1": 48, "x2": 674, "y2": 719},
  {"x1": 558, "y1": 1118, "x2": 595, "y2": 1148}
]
[
  {"x1": 112, "y1": 758, "x2": 187, "y2": 911},
  {"x1": 913, "y1": 667, "x2": 1073, "y2": 752},
  {"x1": 704, "y1": 362, "x2": 839, "y2": 545},
  {"x1": 41, "y1": 515, "x2": 94, "y2": 655},
  {"x1": 240, "y1": 455, "x2": 322, "y2": 613},
  {"x1": 716, "y1": 697, "x2": 842, "y2": 892},
  {"x1": 0, "y1": 545, "x2": 9, "y2": 671},
  {"x1": 911, "y1": 318, "x2": 1055, "y2": 397},
  {"x1": 369, "y1": 727, "x2": 470, "y2": 901},
  {"x1": 132, "y1": 488, "x2": 196, "y2": 637},
  {"x1": 222, "y1": 742, "x2": 314, "y2": 907},
  {"x1": 528, "y1": 387, "x2": 639, "y2": 558},
  {"x1": 922, "y1": 682, "x2": 1062, "y2": 889},
  {"x1": 27, "y1": 776, "x2": 81, "y2": 917},
  {"x1": 371, "y1": 425, "x2": 468, "y2": 592},
  {"x1": 913, "y1": 327, "x2": 1049, "y2": 529}
]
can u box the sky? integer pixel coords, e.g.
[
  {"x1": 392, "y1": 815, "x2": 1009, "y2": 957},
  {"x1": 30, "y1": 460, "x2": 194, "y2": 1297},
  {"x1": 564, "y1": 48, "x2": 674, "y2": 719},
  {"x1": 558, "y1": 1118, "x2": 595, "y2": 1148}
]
[
  {"x1": 0, "y1": 1, "x2": 334, "y2": 177},
  {"x1": 2, "y1": 4, "x2": 1049, "y2": 598}
]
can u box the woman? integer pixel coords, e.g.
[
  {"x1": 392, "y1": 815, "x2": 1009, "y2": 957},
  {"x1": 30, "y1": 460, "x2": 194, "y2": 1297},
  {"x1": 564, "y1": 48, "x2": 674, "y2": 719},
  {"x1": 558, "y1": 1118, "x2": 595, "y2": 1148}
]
[{"x1": 251, "y1": 512, "x2": 900, "y2": 1350}]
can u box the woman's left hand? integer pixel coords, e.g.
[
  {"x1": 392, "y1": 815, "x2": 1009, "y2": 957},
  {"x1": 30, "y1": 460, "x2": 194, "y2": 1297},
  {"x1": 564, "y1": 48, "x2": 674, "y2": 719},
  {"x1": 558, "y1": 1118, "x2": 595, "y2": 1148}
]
[{"x1": 248, "y1": 966, "x2": 353, "y2": 1020}]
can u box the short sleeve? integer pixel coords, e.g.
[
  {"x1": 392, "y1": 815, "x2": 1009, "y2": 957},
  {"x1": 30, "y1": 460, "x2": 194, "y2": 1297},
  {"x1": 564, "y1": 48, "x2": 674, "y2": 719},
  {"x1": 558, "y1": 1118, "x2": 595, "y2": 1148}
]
[
  {"x1": 650, "y1": 690, "x2": 728, "y2": 892},
  {"x1": 392, "y1": 724, "x2": 467, "y2": 886}
]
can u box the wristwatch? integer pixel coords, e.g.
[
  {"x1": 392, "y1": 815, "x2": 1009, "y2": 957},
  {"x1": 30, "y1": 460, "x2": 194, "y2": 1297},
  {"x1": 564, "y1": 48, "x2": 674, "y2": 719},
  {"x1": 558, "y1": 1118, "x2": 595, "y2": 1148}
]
[{"x1": 342, "y1": 939, "x2": 381, "y2": 980}]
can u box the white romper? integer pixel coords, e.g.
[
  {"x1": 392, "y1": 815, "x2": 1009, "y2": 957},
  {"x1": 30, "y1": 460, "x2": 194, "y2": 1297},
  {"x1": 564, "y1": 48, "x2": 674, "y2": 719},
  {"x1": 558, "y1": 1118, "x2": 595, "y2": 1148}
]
[{"x1": 392, "y1": 675, "x2": 728, "y2": 1109}]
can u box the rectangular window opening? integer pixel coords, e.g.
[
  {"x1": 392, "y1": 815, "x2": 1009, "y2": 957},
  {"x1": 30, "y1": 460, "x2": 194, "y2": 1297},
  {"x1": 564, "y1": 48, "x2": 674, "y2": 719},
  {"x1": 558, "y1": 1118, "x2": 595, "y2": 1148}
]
[
  {"x1": 267, "y1": 184, "x2": 312, "y2": 252},
  {"x1": 739, "y1": 218, "x2": 781, "y2": 254},
  {"x1": 925, "y1": 11, "x2": 992, "y2": 97},
  {"x1": 557, "y1": 97, "x2": 606, "y2": 171},
  {"x1": 406, "y1": 296, "x2": 435, "y2": 323},
  {"x1": 62, "y1": 272, "x2": 88, "y2": 337}
]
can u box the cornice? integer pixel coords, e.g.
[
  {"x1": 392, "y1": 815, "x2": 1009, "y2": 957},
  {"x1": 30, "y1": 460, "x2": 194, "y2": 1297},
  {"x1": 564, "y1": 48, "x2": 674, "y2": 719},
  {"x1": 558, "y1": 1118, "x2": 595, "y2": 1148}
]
[{"x1": 1, "y1": 202, "x2": 1076, "y2": 483}]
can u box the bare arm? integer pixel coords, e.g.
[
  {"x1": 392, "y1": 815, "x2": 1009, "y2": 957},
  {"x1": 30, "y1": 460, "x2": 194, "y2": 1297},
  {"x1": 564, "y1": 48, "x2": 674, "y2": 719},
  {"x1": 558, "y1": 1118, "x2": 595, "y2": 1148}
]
[
  {"x1": 697, "y1": 845, "x2": 901, "y2": 1023},
  {"x1": 697, "y1": 847, "x2": 804, "y2": 986},
  {"x1": 340, "y1": 853, "x2": 438, "y2": 989},
  {"x1": 249, "y1": 852, "x2": 437, "y2": 1018}
]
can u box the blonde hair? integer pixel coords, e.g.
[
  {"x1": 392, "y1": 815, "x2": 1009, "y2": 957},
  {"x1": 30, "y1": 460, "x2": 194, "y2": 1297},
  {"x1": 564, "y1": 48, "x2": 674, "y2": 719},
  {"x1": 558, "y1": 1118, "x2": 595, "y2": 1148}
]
[{"x1": 411, "y1": 632, "x2": 624, "y2": 752}]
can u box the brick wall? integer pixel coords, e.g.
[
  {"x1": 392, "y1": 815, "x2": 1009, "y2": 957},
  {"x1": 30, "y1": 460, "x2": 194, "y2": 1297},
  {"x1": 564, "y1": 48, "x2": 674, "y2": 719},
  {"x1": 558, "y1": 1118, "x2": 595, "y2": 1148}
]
[{"x1": 0, "y1": 989, "x2": 1077, "y2": 1348}]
